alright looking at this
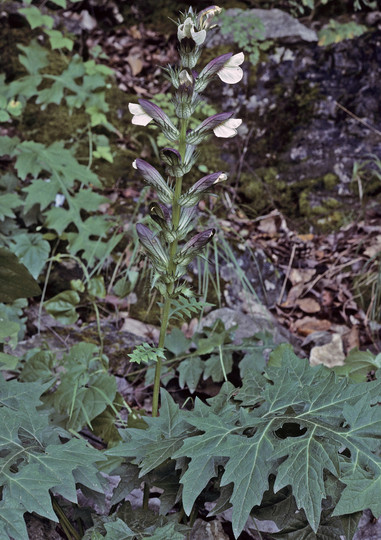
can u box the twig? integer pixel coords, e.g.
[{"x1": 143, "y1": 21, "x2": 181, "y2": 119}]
[
  {"x1": 278, "y1": 243, "x2": 296, "y2": 304},
  {"x1": 335, "y1": 101, "x2": 381, "y2": 138}
]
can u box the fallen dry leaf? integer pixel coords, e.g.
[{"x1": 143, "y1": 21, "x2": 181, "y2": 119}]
[
  {"x1": 309, "y1": 333, "x2": 345, "y2": 367},
  {"x1": 127, "y1": 55, "x2": 144, "y2": 76},
  {"x1": 293, "y1": 316, "x2": 331, "y2": 336},
  {"x1": 296, "y1": 297, "x2": 321, "y2": 314},
  {"x1": 258, "y1": 215, "x2": 278, "y2": 235},
  {"x1": 364, "y1": 234, "x2": 381, "y2": 258},
  {"x1": 282, "y1": 283, "x2": 305, "y2": 307},
  {"x1": 289, "y1": 267, "x2": 316, "y2": 285},
  {"x1": 343, "y1": 325, "x2": 360, "y2": 351}
]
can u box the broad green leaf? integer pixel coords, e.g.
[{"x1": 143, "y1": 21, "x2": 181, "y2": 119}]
[
  {"x1": 0, "y1": 352, "x2": 18, "y2": 369},
  {"x1": 44, "y1": 206, "x2": 75, "y2": 235},
  {"x1": 45, "y1": 29, "x2": 74, "y2": 50},
  {"x1": 0, "y1": 135, "x2": 20, "y2": 156},
  {"x1": 109, "y1": 463, "x2": 142, "y2": 505},
  {"x1": 0, "y1": 110, "x2": 10, "y2": 122},
  {"x1": 107, "y1": 390, "x2": 193, "y2": 476},
  {"x1": 0, "y1": 193, "x2": 19, "y2": 220},
  {"x1": 44, "y1": 290, "x2": 80, "y2": 324},
  {"x1": 88, "y1": 275, "x2": 106, "y2": 299},
  {"x1": 178, "y1": 357, "x2": 204, "y2": 393},
  {"x1": 0, "y1": 312, "x2": 19, "y2": 347},
  {"x1": 12, "y1": 232, "x2": 50, "y2": 279},
  {"x1": 17, "y1": 41, "x2": 49, "y2": 74},
  {"x1": 139, "y1": 350, "x2": 381, "y2": 538},
  {"x1": 19, "y1": 349, "x2": 55, "y2": 383},
  {"x1": 333, "y1": 347, "x2": 381, "y2": 381},
  {"x1": 9, "y1": 140, "x2": 100, "y2": 188},
  {"x1": 0, "y1": 247, "x2": 41, "y2": 302},
  {"x1": 0, "y1": 499, "x2": 29, "y2": 540},
  {"x1": 22, "y1": 177, "x2": 60, "y2": 214},
  {"x1": 0, "y1": 377, "x2": 104, "y2": 536},
  {"x1": 164, "y1": 327, "x2": 191, "y2": 355},
  {"x1": 19, "y1": 6, "x2": 54, "y2": 29},
  {"x1": 93, "y1": 145, "x2": 113, "y2": 162},
  {"x1": 91, "y1": 406, "x2": 122, "y2": 446},
  {"x1": 55, "y1": 372, "x2": 117, "y2": 430},
  {"x1": 70, "y1": 190, "x2": 109, "y2": 213},
  {"x1": 104, "y1": 519, "x2": 135, "y2": 538},
  {"x1": 49, "y1": 0, "x2": 66, "y2": 6},
  {"x1": 203, "y1": 351, "x2": 233, "y2": 382},
  {"x1": 51, "y1": 343, "x2": 117, "y2": 430}
]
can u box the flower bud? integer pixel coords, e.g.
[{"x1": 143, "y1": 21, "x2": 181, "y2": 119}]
[
  {"x1": 136, "y1": 223, "x2": 169, "y2": 271},
  {"x1": 133, "y1": 159, "x2": 173, "y2": 204},
  {"x1": 149, "y1": 202, "x2": 177, "y2": 242},
  {"x1": 173, "y1": 83, "x2": 200, "y2": 119},
  {"x1": 160, "y1": 145, "x2": 197, "y2": 177},
  {"x1": 175, "y1": 228, "x2": 216, "y2": 266},
  {"x1": 179, "y1": 171, "x2": 227, "y2": 207}
]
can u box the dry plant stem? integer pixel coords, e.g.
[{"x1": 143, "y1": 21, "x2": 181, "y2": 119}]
[{"x1": 151, "y1": 119, "x2": 188, "y2": 417}]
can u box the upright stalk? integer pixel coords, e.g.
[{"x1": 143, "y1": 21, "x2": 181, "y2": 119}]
[
  {"x1": 132, "y1": 6, "x2": 243, "y2": 418},
  {"x1": 151, "y1": 118, "x2": 188, "y2": 417}
]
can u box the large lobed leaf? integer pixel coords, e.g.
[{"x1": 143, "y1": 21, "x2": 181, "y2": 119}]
[
  {"x1": 111, "y1": 347, "x2": 381, "y2": 539},
  {"x1": 0, "y1": 377, "x2": 105, "y2": 540}
]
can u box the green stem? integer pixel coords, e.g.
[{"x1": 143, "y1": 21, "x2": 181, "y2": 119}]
[
  {"x1": 51, "y1": 494, "x2": 81, "y2": 540},
  {"x1": 152, "y1": 294, "x2": 171, "y2": 417},
  {"x1": 151, "y1": 118, "x2": 188, "y2": 417}
]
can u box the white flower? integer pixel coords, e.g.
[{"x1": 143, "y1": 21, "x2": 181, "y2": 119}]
[
  {"x1": 213, "y1": 118, "x2": 242, "y2": 138},
  {"x1": 128, "y1": 103, "x2": 152, "y2": 126},
  {"x1": 217, "y1": 52, "x2": 244, "y2": 84},
  {"x1": 178, "y1": 17, "x2": 206, "y2": 46}
]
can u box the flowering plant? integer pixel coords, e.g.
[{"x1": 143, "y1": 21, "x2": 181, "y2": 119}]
[{"x1": 129, "y1": 6, "x2": 244, "y2": 416}]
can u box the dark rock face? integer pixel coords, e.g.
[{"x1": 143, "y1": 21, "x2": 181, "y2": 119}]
[
  {"x1": 206, "y1": 10, "x2": 381, "y2": 226},
  {"x1": 269, "y1": 30, "x2": 381, "y2": 182}
]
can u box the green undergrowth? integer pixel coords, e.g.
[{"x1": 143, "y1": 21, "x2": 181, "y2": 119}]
[{"x1": 2, "y1": 313, "x2": 381, "y2": 538}]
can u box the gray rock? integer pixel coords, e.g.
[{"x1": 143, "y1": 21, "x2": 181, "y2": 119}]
[
  {"x1": 199, "y1": 306, "x2": 293, "y2": 348},
  {"x1": 210, "y1": 8, "x2": 318, "y2": 45}
]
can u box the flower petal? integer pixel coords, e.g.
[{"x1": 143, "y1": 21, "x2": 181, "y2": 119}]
[
  {"x1": 128, "y1": 103, "x2": 152, "y2": 126},
  {"x1": 217, "y1": 53, "x2": 244, "y2": 84},
  {"x1": 213, "y1": 118, "x2": 242, "y2": 138},
  {"x1": 191, "y1": 27, "x2": 206, "y2": 45},
  {"x1": 226, "y1": 52, "x2": 245, "y2": 67},
  {"x1": 218, "y1": 67, "x2": 243, "y2": 84}
]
